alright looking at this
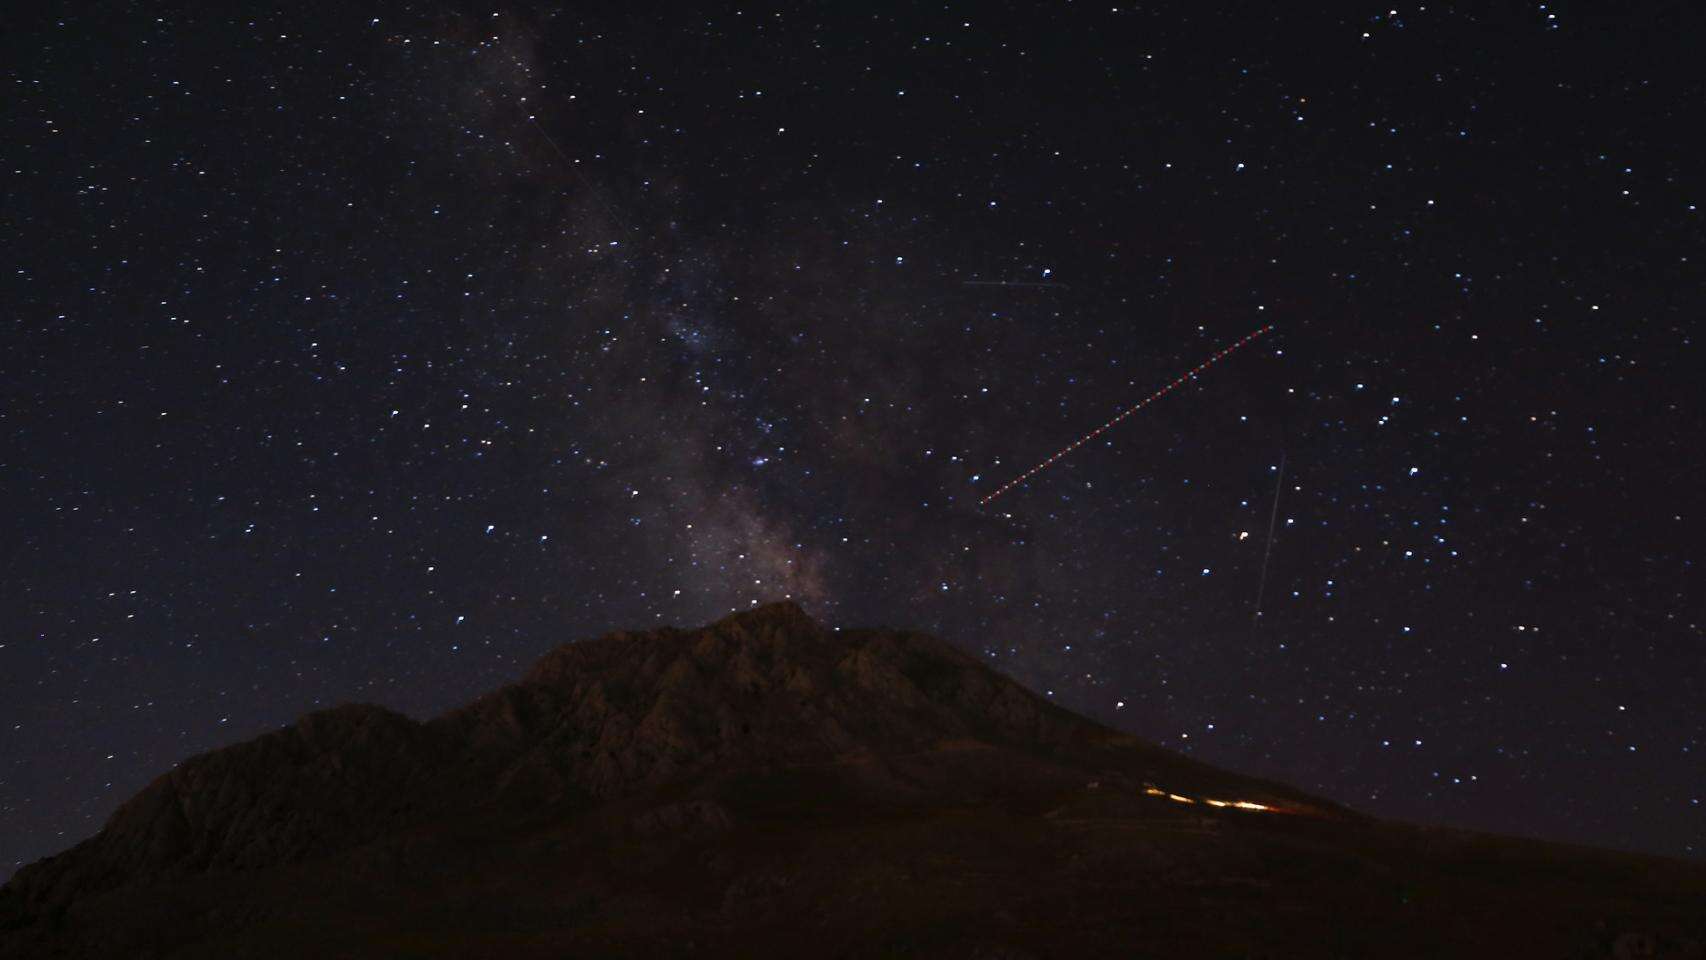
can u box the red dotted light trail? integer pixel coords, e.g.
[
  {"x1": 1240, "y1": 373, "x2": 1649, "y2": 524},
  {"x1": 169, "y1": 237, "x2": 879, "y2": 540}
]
[{"x1": 978, "y1": 324, "x2": 1275, "y2": 507}]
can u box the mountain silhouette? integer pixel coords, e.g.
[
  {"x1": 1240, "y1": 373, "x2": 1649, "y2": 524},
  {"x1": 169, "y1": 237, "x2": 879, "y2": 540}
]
[{"x1": 3, "y1": 603, "x2": 1702, "y2": 958}]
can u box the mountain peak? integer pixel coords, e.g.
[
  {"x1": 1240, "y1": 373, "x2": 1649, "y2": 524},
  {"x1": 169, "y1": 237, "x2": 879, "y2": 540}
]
[
  {"x1": 1, "y1": 605, "x2": 1134, "y2": 924},
  {"x1": 6, "y1": 608, "x2": 1700, "y2": 959},
  {"x1": 714, "y1": 598, "x2": 819, "y2": 629}
]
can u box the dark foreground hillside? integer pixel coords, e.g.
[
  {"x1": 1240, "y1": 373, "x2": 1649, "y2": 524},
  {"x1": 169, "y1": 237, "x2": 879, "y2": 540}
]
[{"x1": 3, "y1": 603, "x2": 1702, "y2": 958}]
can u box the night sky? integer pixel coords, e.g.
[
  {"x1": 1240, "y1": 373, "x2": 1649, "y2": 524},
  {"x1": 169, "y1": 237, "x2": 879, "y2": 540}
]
[{"x1": 3, "y1": 3, "x2": 1703, "y2": 879}]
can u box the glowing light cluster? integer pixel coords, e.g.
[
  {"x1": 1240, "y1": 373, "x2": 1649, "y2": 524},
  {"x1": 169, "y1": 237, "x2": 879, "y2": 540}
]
[
  {"x1": 979, "y1": 324, "x2": 1276, "y2": 506},
  {"x1": 1143, "y1": 784, "x2": 1275, "y2": 812}
]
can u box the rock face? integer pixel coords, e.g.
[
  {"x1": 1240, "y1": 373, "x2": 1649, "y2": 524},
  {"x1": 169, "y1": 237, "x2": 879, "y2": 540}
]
[
  {"x1": 2, "y1": 603, "x2": 1171, "y2": 919},
  {"x1": 2, "y1": 603, "x2": 1703, "y2": 959},
  {"x1": 438, "y1": 601, "x2": 1102, "y2": 802},
  {"x1": 3, "y1": 702, "x2": 447, "y2": 918}
]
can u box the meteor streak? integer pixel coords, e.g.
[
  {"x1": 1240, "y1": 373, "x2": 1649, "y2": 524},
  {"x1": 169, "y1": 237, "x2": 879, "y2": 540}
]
[
  {"x1": 1251, "y1": 449, "x2": 1286, "y2": 632},
  {"x1": 978, "y1": 324, "x2": 1275, "y2": 506}
]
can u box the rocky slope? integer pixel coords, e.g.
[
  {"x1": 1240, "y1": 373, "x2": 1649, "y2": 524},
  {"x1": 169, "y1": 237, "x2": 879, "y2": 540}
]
[{"x1": 2, "y1": 603, "x2": 1701, "y2": 958}]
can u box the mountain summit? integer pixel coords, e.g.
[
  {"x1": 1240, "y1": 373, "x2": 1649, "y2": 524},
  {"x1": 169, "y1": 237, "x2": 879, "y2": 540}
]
[{"x1": 3, "y1": 603, "x2": 1701, "y2": 957}]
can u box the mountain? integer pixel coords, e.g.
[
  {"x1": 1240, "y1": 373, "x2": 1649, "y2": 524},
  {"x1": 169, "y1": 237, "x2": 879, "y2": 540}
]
[{"x1": 2, "y1": 602, "x2": 1702, "y2": 958}]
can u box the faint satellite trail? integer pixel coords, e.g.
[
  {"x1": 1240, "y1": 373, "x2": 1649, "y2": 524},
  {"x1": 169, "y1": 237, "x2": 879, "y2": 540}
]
[{"x1": 979, "y1": 324, "x2": 1275, "y2": 507}]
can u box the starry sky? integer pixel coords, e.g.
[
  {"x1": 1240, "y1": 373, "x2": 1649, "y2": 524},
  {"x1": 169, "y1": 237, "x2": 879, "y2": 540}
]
[{"x1": 3, "y1": 3, "x2": 1703, "y2": 879}]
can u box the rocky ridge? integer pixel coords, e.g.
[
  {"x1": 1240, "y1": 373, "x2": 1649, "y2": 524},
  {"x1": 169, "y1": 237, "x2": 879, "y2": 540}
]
[{"x1": 2, "y1": 602, "x2": 1699, "y2": 959}]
